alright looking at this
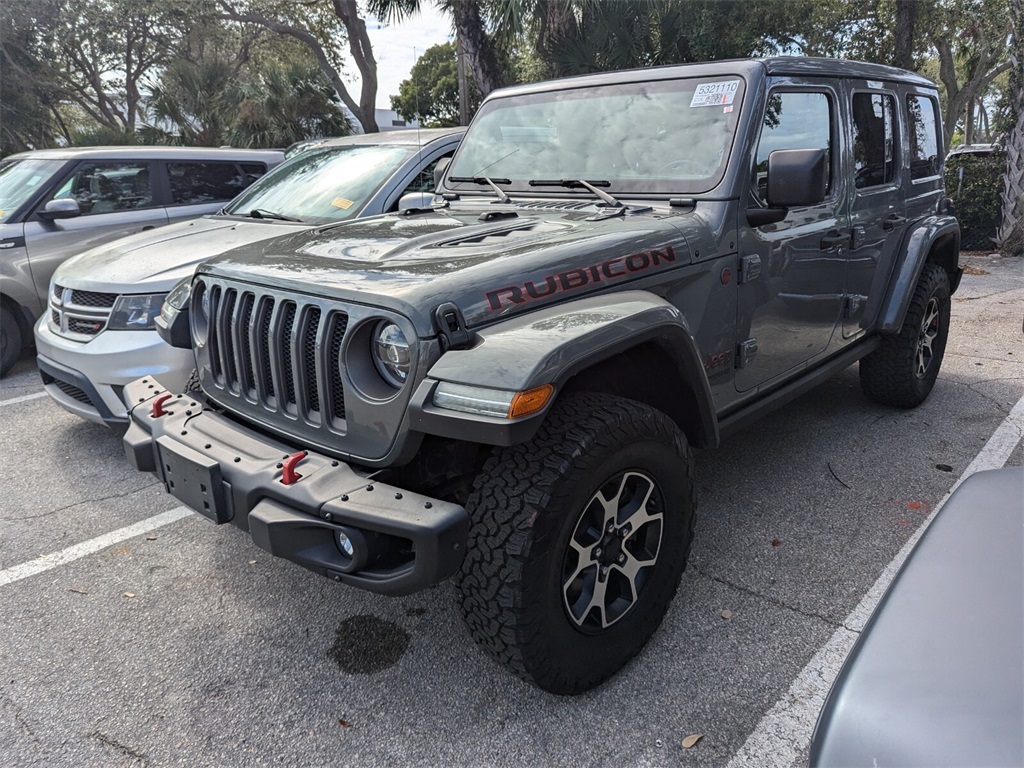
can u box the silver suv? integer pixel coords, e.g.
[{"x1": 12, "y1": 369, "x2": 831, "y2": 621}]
[
  {"x1": 0, "y1": 145, "x2": 284, "y2": 375},
  {"x1": 35, "y1": 129, "x2": 462, "y2": 427}
]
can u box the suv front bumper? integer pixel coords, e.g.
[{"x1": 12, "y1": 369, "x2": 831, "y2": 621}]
[
  {"x1": 35, "y1": 317, "x2": 192, "y2": 426},
  {"x1": 122, "y1": 377, "x2": 469, "y2": 596}
]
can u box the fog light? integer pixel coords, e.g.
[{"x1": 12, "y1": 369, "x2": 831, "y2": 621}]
[
  {"x1": 336, "y1": 530, "x2": 355, "y2": 557},
  {"x1": 334, "y1": 526, "x2": 369, "y2": 572}
]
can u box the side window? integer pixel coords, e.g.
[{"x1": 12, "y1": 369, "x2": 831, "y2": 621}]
[
  {"x1": 907, "y1": 95, "x2": 940, "y2": 180},
  {"x1": 44, "y1": 161, "x2": 153, "y2": 215},
  {"x1": 852, "y1": 92, "x2": 896, "y2": 189},
  {"x1": 753, "y1": 91, "x2": 833, "y2": 203},
  {"x1": 400, "y1": 151, "x2": 455, "y2": 197},
  {"x1": 239, "y1": 162, "x2": 269, "y2": 182},
  {"x1": 167, "y1": 162, "x2": 254, "y2": 205}
]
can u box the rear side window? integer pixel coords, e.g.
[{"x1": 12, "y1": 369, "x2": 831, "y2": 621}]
[
  {"x1": 45, "y1": 161, "x2": 154, "y2": 215},
  {"x1": 907, "y1": 95, "x2": 941, "y2": 180},
  {"x1": 852, "y1": 92, "x2": 896, "y2": 188},
  {"x1": 167, "y1": 162, "x2": 257, "y2": 205},
  {"x1": 753, "y1": 91, "x2": 833, "y2": 203},
  {"x1": 402, "y1": 151, "x2": 455, "y2": 197}
]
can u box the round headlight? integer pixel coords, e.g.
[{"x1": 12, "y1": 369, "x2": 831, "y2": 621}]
[
  {"x1": 372, "y1": 322, "x2": 411, "y2": 387},
  {"x1": 191, "y1": 281, "x2": 211, "y2": 346}
]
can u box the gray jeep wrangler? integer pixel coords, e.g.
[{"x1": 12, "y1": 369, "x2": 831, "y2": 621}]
[{"x1": 123, "y1": 58, "x2": 960, "y2": 694}]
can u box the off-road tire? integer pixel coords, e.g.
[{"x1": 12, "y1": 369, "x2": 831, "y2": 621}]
[
  {"x1": 0, "y1": 305, "x2": 23, "y2": 377},
  {"x1": 184, "y1": 367, "x2": 200, "y2": 393},
  {"x1": 456, "y1": 392, "x2": 696, "y2": 694},
  {"x1": 860, "y1": 263, "x2": 950, "y2": 408}
]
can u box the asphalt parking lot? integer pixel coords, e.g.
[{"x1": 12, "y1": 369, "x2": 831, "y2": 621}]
[{"x1": 2, "y1": 252, "x2": 1022, "y2": 767}]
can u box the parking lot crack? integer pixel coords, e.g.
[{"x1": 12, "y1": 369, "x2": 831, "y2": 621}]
[
  {"x1": 1, "y1": 690, "x2": 47, "y2": 753},
  {"x1": 91, "y1": 730, "x2": 147, "y2": 764},
  {"x1": 694, "y1": 567, "x2": 844, "y2": 629},
  {"x1": 0, "y1": 481, "x2": 163, "y2": 522}
]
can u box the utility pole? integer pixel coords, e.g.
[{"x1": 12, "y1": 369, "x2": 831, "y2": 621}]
[{"x1": 457, "y1": 33, "x2": 470, "y2": 126}]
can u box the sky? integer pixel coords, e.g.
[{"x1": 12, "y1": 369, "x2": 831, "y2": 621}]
[{"x1": 364, "y1": 1, "x2": 453, "y2": 110}]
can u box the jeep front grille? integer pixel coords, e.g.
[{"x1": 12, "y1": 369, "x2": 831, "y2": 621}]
[
  {"x1": 193, "y1": 277, "x2": 419, "y2": 461},
  {"x1": 202, "y1": 284, "x2": 347, "y2": 424}
]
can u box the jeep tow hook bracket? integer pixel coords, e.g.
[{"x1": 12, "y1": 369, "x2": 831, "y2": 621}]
[
  {"x1": 434, "y1": 302, "x2": 472, "y2": 351},
  {"x1": 281, "y1": 451, "x2": 308, "y2": 485}
]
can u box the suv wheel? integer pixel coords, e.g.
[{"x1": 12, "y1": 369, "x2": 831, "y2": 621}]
[
  {"x1": 0, "y1": 305, "x2": 22, "y2": 377},
  {"x1": 860, "y1": 263, "x2": 950, "y2": 408},
  {"x1": 456, "y1": 393, "x2": 695, "y2": 694}
]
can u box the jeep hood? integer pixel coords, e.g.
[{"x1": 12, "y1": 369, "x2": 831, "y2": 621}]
[
  {"x1": 201, "y1": 206, "x2": 694, "y2": 333},
  {"x1": 53, "y1": 215, "x2": 307, "y2": 294}
]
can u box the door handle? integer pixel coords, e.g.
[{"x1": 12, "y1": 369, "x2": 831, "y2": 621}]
[
  {"x1": 882, "y1": 214, "x2": 907, "y2": 231},
  {"x1": 141, "y1": 225, "x2": 156, "y2": 231},
  {"x1": 820, "y1": 232, "x2": 851, "y2": 249}
]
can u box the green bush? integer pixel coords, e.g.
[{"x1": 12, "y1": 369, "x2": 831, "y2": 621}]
[{"x1": 945, "y1": 149, "x2": 1004, "y2": 251}]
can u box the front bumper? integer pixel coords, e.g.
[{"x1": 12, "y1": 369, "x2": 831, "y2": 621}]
[
  {"x1": 35, "y1": 317, "x2": 192, "y2": 426},
  {"x1": 122, "y1": 377, "x2": 468, "y2": 596}
]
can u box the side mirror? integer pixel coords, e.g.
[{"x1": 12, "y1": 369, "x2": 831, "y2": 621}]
[
  {"x1": 397, "y1": 192, "x2": 435, "y2": 212},
  {"x1": 37, "y1": 198, "x2": 82, "y2": 222},
  {"x1": 766, "y1": 148, "x2": 828, "y2": 208},
  {"x1": 433, "y1": 157, "x2": 451, "y2": 190}
]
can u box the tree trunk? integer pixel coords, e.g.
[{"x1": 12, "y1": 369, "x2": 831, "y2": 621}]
[
  {"x1": 892, "y1": 0, "x2": 917, "y2": 69},
  {"x1": 997, "y1": 0, "x2": 1024, "y2": 256},
  {"x1": 449, "y1": 0, "x2": 503, "y2": 98},
  {"x1": 218, "y1": 1, "x2": 379, "y2": 133}
]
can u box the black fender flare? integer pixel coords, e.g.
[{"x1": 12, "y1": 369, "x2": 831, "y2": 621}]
[
  {"x1": 408, "y1": 290, "x2": 718, "y2": 448},
  {"x1": 878, "y1": 215, "x2": 960, "y2": 333}
]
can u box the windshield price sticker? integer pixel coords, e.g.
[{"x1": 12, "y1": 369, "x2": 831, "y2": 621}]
[{"x1": 690, "y1": 80, "x2": 740, "y2": 107}]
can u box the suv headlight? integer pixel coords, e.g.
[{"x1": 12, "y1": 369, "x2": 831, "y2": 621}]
[
  {"x1": 107, "y1": 293, "x2": 168, "y2": 330},
  {"x1": 372, "y1": 321, "x2": 411, "y2": 387}
]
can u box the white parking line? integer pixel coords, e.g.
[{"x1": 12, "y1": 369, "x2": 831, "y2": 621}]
[
  {"x1": 0, "y1": 392, "x2": 46, "y2": 407},
  {"x1": 727, "y1": 391, "x2": 1024, "y2": 768},
  {"x1": 0, "y1": 506, "x2": 192, "y2": 588}
]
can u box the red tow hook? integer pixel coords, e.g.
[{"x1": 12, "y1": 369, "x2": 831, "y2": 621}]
[
  {"x1": 281, "y1": 451, "x2": 308, "y2": 485},
  {"x1": 151, "y1": 393, "x2": 173, "y2": 418}
]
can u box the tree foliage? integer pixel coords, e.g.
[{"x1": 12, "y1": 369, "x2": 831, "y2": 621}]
[{"x1": 391, "y1": 42, "x2": 464, "y2": 127}]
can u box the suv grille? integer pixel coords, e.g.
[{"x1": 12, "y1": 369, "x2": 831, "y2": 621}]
[
  {"x1": 50, "y1": 284, "x2": 119, "y2": 338},
  {"x1": 203, "y1": 284, "x2": 348, "y2": 424},
  {"x1": 193, "y1": 277, "x2": 415, "y2": 461}
]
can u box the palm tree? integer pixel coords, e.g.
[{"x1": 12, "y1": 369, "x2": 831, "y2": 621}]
[
  {"x1": 997, "y1": 0, "x2": 1024, "y2": 256},
  {"x1": 230, "y1": 63, "x2": 354, "y2": 147}
]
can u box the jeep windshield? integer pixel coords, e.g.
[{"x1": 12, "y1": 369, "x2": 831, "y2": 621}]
[
  {"x1": 448, "y1": 76, "x2": 745, "y2": 197},
  {"x1": 222, "y1": 144, "x2": 415, "y2": 224}
]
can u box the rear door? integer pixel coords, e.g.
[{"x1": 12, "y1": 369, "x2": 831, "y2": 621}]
[
  {"x1": 22, "y1": 160, "x2": 167, "y2": 302},
  {"x1": 162, "y1": 161, "x2": 270, "y2": 224},
  {"x1": 843, "y1": 82, "x2": 906, "y2": 338}
]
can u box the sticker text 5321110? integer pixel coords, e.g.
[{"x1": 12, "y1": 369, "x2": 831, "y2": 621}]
[{"x1": 690, "y1": 80, "x2": 740, "y2": 108}]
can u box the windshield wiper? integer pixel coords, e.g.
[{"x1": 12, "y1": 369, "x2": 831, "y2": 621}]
[
  {"x1": 448, "y1": 176, "x2": 512, "y2": 204},
  {"x1": 528, "y1": 179, "x2": 623, "y2": 208},
  {"x1": 248, "y1": 208, "x2": 301, "y2": 222}
]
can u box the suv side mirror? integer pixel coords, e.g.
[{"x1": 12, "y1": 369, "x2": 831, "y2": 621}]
[
  {"x1": 434, "y1": 157, "x2": 451, "y2": 190},
  {"x1": 398, "y1": 192, "x2": 435, "y2": 212},
  {"x1": 766, "y1": 148, "x2": 828, "y2": 208},
  {"x1": 38, "y1": 198, "x2": 82, "y2": 222}
]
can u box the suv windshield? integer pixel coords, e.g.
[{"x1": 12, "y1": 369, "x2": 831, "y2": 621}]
[
  {"x1": 448, "y1": 76, "x2": 745, "y2": 196},
  {"x1": 223, "y1": 144, "x2": 415, "y2": 224},
  {"x1": 0, "y1": 158, "x2": 66, "y2": 222}
]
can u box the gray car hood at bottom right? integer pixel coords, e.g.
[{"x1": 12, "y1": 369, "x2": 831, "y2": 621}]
[{"x1": 810, "y1": 466, "x2": 1024, "y2": 767}]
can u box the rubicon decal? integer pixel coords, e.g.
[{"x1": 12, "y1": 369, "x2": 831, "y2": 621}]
[{"x1": 485, "y1": 246, "x2": 678, "y2": 311}]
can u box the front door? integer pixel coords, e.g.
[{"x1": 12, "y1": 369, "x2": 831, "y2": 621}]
[
  {"x1": 736, "y1": 84, "x2": 848, "y2": 392},
  {"x1": 23, "y1": 160, "x2": 167, "y2": 302}
]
